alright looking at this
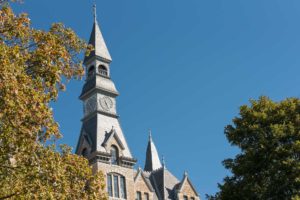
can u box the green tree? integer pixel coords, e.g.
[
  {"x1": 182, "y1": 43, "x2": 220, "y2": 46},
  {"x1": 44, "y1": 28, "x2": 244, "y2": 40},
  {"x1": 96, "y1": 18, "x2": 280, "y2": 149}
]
[
  {"x1": 209, "y1": 96, "x2": 300, "y2": 200},
  {"x1": 0, "y1": 2, "x2": 107, "y2": 199}
]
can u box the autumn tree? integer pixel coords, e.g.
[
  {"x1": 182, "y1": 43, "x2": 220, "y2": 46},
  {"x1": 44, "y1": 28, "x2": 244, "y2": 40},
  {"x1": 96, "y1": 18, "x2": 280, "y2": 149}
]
[
  {"x1": 0, "y1": 2, "x2": 107, "y2": 199},
  {"x1": 208, "y1": 97, "x2": 300, "y2": 200}
]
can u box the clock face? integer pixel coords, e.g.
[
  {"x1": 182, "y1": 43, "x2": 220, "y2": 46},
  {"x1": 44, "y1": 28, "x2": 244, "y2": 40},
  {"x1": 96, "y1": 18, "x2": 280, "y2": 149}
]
[
  {"x1": 99, "y1": 96, "x2": 113, "y2": 111},
  {"x1": 85, "y1": 96, "x2": 96, "y2": 115}
]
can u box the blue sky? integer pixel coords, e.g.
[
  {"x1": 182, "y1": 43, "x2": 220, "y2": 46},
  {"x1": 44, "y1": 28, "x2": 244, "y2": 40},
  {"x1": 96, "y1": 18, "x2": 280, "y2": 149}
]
[{"x1": 13, "y1": 0, "x2": 300, "y2": 198}]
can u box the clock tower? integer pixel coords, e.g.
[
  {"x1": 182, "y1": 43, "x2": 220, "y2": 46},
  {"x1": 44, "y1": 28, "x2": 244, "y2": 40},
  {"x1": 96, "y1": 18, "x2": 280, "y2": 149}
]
[
  {"x1": 76, "y1": 5, "x2": 137, "y2": 199},
  {"x1": 75, "y1": 5, "x2": 201, "y2": 200}
]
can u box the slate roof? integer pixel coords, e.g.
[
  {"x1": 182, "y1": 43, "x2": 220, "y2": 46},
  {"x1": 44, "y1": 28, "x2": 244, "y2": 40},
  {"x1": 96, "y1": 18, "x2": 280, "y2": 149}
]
[
  {"x1": 80, "y1": 76, "x2": 96, "y2": 97},
  {"x1": 76, "y1": 116, "x2": 98, "y2": 153},
  {"x1": 134, "y1": 168, "x2": 155, "y2": 193},
  {"x1": 79, "y1": 75, "x2": 119, "y2": 99},
  {"x1": 84, "y1": 12, "x2": 112, "y2": 64},
  {"x1": 142, "y1": 133, "x2": 180, "y2": 199},
  {"x1": 141, "y1": 133, "x2": 200, "y2": 200},
  {"x1": 149, "y1": 167, "x2": 180, "y2": 200},
  {"x1": 144, "y1": 131, "x2": 162, "y2": 172}
]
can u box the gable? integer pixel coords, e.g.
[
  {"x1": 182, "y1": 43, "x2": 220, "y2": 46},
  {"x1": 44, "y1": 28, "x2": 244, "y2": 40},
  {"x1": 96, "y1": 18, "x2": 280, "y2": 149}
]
[
  {"x1": 102, "y1": 129, "x2": 125, "y2": 151},
  {"x1": 179, "y1": 177, "x2": 199, "y2": 197},
  {"x1": 76, "y1": 129, "x2": 92, "y2": 156},
  {"x1": 75, "y1": 128, "x2": 93, "y2": 155},
  {"x1": 134, "y1": 170, "x2": 154, "y2": 193}
]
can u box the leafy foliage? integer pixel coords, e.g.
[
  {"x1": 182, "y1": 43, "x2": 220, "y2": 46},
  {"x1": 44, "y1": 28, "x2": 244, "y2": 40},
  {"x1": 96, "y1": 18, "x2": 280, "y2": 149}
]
[
  {"x1": 0, "y1": 4, "x2": 106, "y2": 199},
  {"x1": 208, "y1": 97, "x2": 300, "y2": 200}
]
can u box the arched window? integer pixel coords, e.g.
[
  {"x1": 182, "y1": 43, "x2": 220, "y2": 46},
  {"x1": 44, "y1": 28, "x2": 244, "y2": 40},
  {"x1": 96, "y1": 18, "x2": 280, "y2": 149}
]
[
  {"x1": 81, "y1": 148, "x2": 88, "y2": 157},
  {"x1": 107, "y1": 173, "x2": 126, "y2": 199},
  {"x1": 88, "y1": 65, "x2": 95, "y2": 77},
  {"x1": 98, "y1": 65, "x2": 108, "y2": 76},
  {"x1": 111, "y1": 145, "x2": 118, "y2": 165}
]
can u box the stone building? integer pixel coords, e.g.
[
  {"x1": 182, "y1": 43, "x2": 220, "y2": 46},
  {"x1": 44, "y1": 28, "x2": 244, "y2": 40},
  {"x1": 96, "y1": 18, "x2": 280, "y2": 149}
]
[{"x1": 75, "y1": 5, "x2": 200, "y2": 200}]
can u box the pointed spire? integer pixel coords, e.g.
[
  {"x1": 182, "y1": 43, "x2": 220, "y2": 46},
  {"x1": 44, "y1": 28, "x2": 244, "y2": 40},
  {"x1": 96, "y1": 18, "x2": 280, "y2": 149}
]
[
  {"x1": 144, "y1": 130, "x2": 162, "y2": 172},
  {"x1": 84, "y1": 3, "x2": 112, "y2": 64}
]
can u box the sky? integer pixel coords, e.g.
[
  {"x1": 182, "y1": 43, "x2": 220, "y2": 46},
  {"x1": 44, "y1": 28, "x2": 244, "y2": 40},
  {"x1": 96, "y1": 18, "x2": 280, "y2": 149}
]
[{"x1": 13, "y1": 0, "x2": 300, "y2": 198}]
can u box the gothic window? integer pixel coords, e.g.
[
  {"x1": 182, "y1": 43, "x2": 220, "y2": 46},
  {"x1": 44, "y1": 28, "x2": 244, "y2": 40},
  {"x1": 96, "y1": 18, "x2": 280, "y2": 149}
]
[
  {"x1": 111, "y1": 145, "x2": 119, "y2": 165},
  {"x1": 107, "y1": 173, "x2": 126, "y2": 199},
  {"x1": 183, "y1": 195, "x2": 188, "y2": 200},
  {"x1": 88, "y1": 65, "x2": 95, "y2": 77},
  {"x1": 144, "y1": 192, "x2": 149, "y2": 200},
  {"x1": 136, "y1": 191, "x2": 142, "y2": 200},
  {"x1": 98, "y1": 65, "x2": 108, "y2": 76},
  {"x1": 191, "y1": 197, "x2": 195, "y2": 200}
]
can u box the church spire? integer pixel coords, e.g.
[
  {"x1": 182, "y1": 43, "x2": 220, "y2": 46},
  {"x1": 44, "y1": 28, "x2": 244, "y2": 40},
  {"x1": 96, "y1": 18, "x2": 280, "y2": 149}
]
[
  {"x1": 144, "y1": 130, "x2": 162, "y2": 172},
  {"x1": 84, "y1": 3, "x2": 112, "y2": 64}
]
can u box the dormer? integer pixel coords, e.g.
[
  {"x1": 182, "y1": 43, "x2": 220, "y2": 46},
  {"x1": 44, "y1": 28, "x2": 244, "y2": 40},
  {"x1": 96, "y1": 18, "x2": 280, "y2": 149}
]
[{"x1": 176, "y1": 172, "x2": 200, "y2": 200}]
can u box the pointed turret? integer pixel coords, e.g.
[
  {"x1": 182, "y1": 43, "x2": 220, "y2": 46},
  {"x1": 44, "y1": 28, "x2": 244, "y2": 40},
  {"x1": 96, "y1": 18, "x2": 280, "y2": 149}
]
[
  {"x1": 84, "y1": 4, "x2": 112, "y2": 64},
  {"x1": 144, "y1": 130, "x2": 162, "y2": 172}
]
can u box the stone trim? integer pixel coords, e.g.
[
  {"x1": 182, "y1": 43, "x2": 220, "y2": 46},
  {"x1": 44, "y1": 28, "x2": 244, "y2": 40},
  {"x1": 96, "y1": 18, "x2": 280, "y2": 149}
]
[
  {"x1": 102, "y1": 129, "x2": 126, "y2": 150},
  {"x1": 80, "y1": 86, "x2": 119, "y2": 100},
  {"x1": 84, "y1": 55, "x2": 112, "y2": 66},
  {"x1": 89, "y1": 151, "x2": 111, "y2": 165},
  {"x1": 177, "y1": 174, "x2": 200, "y2": 198},
  {"x1": 81, "y1": 110, "x2": 119, "y2": 122}
]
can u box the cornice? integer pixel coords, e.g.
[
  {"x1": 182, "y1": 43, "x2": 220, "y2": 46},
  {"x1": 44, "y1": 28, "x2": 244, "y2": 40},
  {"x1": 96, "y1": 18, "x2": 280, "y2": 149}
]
[
  {"x1": 79, "y1": 86, "x2": 119, "y2": 100},
  {"x1": 81, "y1": 110, "x2": 119, "y2": 122},
  {"x1": 84, "y1": 55, "x2": 112, "y2": 66}
]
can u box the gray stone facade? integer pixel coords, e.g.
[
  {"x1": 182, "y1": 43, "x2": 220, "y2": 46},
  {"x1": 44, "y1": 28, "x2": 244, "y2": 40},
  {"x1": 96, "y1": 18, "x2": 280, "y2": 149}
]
[{"x1": 75, "y1": 5, "x2": 200, "y2": 200}]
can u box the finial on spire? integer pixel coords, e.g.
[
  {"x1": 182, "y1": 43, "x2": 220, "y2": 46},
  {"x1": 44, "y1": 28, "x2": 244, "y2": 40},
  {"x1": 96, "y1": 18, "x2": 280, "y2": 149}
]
[
  {"x1": 162, "y1": 156, "x2": 166, "y2": 169},
  {"x1": 184, "y1": 171, "x2": 188, "y2": 177},
  {"x1": 93, "y1": 2, "x2": 97, "y2": 22},
  {"x1": 149, "y1": 129, "x2": 152, "y2": 140}
]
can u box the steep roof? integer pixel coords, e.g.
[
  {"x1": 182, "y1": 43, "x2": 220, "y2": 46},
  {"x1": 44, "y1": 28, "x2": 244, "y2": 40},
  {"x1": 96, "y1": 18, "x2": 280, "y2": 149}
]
[
  {"x1": 84, "y1": 5, "x2": 112, "y2": 64},
  {"x1": 102, "y1": 127, "x2": 125, "y2": 150},
  {"x1": 134, "y1": 168, "x2": 155, "y2": 192},
  {"x1": 144, "y1": 131, "x2": 162, "y2": 172},
  {"x1": 150, "y1": 167, "x2": 180, "y2": 200},
  {"x1": 177, "y1": 172, "x2": 200, "y2": 197}
]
